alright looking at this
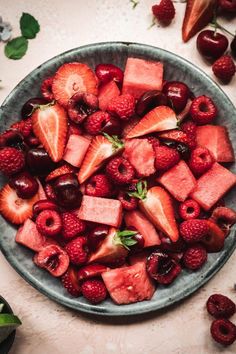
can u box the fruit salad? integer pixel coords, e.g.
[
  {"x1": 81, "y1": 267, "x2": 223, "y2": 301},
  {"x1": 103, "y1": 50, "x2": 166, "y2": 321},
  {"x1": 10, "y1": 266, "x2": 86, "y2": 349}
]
[{"x1": 0, "y1": 56, "x2": 236, "y2": 306}]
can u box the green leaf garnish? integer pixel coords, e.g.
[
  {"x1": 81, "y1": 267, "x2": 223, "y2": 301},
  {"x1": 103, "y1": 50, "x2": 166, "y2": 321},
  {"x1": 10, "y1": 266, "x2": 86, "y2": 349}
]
[
  {"x1": 4, "y1": 36, "x2": 28, "y2": 60},
  {"x1": 20, "y1": 13, "x2": 40, "y2": 39},
  {"x1": 130, "y1": 0, "x2": 139, "y2": 9},
  {"x1": 113, "y1": 230, "x2": 138, "y2": 250},
  {"x1": 128, "y1": 180, "x2": 147, "y2": 200},
  {"x1": 103, "y1": 133, "x2": 124, "y2": 151}
]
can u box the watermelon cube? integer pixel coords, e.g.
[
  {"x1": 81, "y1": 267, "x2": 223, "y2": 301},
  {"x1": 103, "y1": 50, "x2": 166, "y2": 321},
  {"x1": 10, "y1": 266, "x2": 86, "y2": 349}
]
[
  {"x1": 63, "y1": 134, "x2": 90, "y2": 167},
  {"x1": 122, "y1": 58, "x2": 163, "y2": 99},
  {"x1": 157, "y1": 160, "x2": 196, "y2": 202},
  {"x1": 124, "y1": 138, "x2": 156, "y2": 177},
  {"x1": 15, "y1": 218, "x2": 46, "y2": 252},
  {"x1": 77, "y1": 195, "x2": 122, "y2": 227},
  {"x1": 190, "y1": 162, "x2": 236, "y2": 210},
  {"x1": 129, "y1": 251, "x2": 149, "y2": 266},
  {"x1": 124, "y1": 210, "x2": 161, "y2": 247},
  {"x1": 98, "y1": 80, "x2": 120, "y2": 111},
  {"x1": 102, "y1": 262, "x2": 155, "y2": 304},
  {"x1": 196, "y1": 125, "x2": 235, "y2": 162}
]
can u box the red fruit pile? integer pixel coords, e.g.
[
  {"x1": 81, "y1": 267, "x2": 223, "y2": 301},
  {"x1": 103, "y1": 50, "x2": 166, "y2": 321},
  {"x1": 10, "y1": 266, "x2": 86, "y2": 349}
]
[{"x1": 0, "y1": 56, "x2": 235, "y2": 306}]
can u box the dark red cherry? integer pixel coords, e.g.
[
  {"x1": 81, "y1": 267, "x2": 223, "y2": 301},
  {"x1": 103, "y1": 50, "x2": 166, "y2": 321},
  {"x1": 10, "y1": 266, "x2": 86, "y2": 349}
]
[
  {"x1": 26, "y1": 148, "x2": 55, "y2": 174},
  {"x1": 0, "y1": 130, "x2": 26, "y2": 151},
  {"x1": 88, "y1": 225, "x2": 109, "y2": 251},
  {"x1": 33, "y1": 199, "x2": 59, "y2": 217},
  {"x1": 136, "y1": 90, "x2": 169, "y2": 116},
  {"x1": 53, "y1": 173, "x2": 82, "y2": 209},
  {"x1": 9, "y1": 171, "x2": 39, "y2": 199},
  {"x1": 146, "y1": 251, "x2": 181, "y2": 285},
  {"x1": 21, "y1": 97, "x2": 48, "y2": 119},
  {"x1": 100, "y1": 116, "x2": 122, "y2": 136},
  {"x1": 160, "y1": 233, "x2": 187, "y2": 253},
  {"x1": 67, "y1": 92, "x2": 98, "y2": 124},
  {"x1": 231, "y1": 36, "x2": 236, "y2": 58},
  {"x1": 162, "y1": 81, "x2": 190, "y2": 113},
  {"x1": 197, "y1": 30, "x2": 228, "y2": 60},
  {"x1": 95, "y1": 64, "x2": 124, "y2": 87}
]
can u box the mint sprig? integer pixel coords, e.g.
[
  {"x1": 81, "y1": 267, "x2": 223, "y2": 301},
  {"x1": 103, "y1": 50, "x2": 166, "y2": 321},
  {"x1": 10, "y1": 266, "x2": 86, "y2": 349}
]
[
  {"x1": 128, "y1": 180, "x2": 147, "y2": 200},
  {"x1": 113, "y1": 230, "x2": 138, "y2": 250},
  {"x1": 20, "y1": 13, "x2": 40, "y2": 39}
]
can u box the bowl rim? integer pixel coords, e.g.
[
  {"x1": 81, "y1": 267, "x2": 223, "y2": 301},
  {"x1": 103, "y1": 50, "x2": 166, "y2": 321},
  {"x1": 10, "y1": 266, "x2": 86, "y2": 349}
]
[{"x1": 0, "y1": 41, "x2": 236, "y2": 316}]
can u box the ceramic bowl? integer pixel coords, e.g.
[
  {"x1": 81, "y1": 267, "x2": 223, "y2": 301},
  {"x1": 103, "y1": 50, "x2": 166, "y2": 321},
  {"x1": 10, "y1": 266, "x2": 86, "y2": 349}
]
[{"x1": 0, "y1": 42, "x2": 235, "y2": 316}]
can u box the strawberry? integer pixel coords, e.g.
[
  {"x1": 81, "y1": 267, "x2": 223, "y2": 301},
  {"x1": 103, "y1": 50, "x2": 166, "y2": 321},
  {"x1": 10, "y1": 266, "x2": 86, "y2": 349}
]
[
  {"x1": 158, "y1": 129, "x2": 196, "y2": 149},
  {"x1": 126, "y1": 106, "x2": 177, "y2": 139},
  {"x1": 52, "y1": 62, "x2": 98, "y2": 107},
  {"x1": 61, "y1": 266, "x2": 81, "y2": 297},
  {"x1": 77, "y1": 264, "x2": 109, "y2": 281},
  {"x1": 81, "y1": 278, "x2": 107, "y2": 304},
  {"x1": 131, "y1": 183, "x2": 179, "y2": 242},
  {"x1": 77, "y1": 134, "x2": 124, "y2": 184},
  {"x1": 182, "y1": 0, "x2": 217, "y2": 42},
  {"x1": 32, "y1": 102, "x2": 68, "y2": 162},
  {"x1": 45, "y1": 164, "x2": 75, "y2": 182},
  {"x1": 152, "y1": 0, "x2": 176, "y2": 24},
  {"x1": 0, "y1": 184, "x2": 39, "y2": 225}
]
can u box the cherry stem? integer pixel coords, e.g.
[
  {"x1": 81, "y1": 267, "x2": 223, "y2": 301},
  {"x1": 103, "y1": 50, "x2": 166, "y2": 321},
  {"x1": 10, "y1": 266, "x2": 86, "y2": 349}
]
[{"x1": 210, "y1": 20, "x2": 235, "y2": 37}]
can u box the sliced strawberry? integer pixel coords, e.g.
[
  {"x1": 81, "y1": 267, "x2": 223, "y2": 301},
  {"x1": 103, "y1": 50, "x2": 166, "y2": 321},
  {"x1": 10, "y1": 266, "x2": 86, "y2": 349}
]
[
  {"x1": 45, "y1": 164, "x2": 75, "y2": 182},
  {"x1": 32, "y1": 103, "x2": 68, "y2": 162},
  {"x1": 0, "y1": 184, "x2": 39, "y2": 225},
  {"x1": 52, "y1": 62, "x2": 98, "y2": 107},
  {"x1": 201, "y1": 220, "x2": 225, "y2": 252},
  {"x1": 139, "y1": 186, "x2": 179, "y2": 242},
  {"x1": 77, "y1": 264, "x2": 109, "y2": 280},
  {"x1": 77, "y1": 135, "x2": 124, "y2": 184},
  {"x1": 182, "y1": 0, "x2": 217, "y2": 42},
  {"x1": 158, "y1": 129, "x2": 196, "y2": 149},
  {"x1": 126, "y1": 106, "x2": 177, "y2": 139}
]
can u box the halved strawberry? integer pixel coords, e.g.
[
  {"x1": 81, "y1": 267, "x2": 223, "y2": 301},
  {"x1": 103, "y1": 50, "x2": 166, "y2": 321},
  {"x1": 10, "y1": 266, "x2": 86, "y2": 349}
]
[
  {"x1": 0, "y1": 184, "x2": 39, "y2": 225},
  {"x1": 32, "y1": 102, "x2": 68, "y2": 162},
  {"x1": 77, "y1": 134, "x2": 124, "y2": 184},
  {"x1": 52, "y1": 62, "x2": 98, "y2": 107},
  {"x1": 158, "y1": 129, "x2": 196, "y2": 149},
  {"x1": 126, "y1": 106, "x2": 177, "y2": 139},
  {"x1": 45, "y1": 164, "x2": 75, "y2": 182},
  {"x1": 182, "y1": 0, "x2": 217, "y2": 42}
]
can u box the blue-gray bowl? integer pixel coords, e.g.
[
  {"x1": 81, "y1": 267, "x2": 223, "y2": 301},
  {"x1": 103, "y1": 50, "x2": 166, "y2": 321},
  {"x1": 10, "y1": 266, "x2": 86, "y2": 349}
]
[{"x1": 0, "y1": 42, "x2": 235, "y2": 316}]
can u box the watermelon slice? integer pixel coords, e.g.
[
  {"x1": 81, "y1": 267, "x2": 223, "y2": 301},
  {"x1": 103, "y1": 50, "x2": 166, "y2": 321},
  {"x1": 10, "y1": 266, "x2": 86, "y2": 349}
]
[
  {"x1": 123, "y1": 138, "x2": 156, "y2": 177},
  {"x1": 15, "y1": 219, "x2": 46, "y2": 252},
  {"x1": 63, "y1": 134, "x2": 90, "y2": 167},
  {"x1": 88, "y1": 228, "x2": 128, "y2": 264},
  {"x1": 122, "y1": 57, "x2": 163, "y2": 99},
  {"x1": 157, "y1": 160, "x2": 196, "y2": 202},
  {"x1": 124, "y1": 210, "x2": 161, "y2": 247},
  {"x1": 191, "y1": 162, "x2": 236, "y2": 210},
  {"x1": 129, "y1": 251, "x2": 149, "y2": 266},
  {"x1": 102, "y1": 262, "x2": 155, "y2": 304},
  {"x1": 196, "y1": 125, "x2": 235, "y2": 163},
  {"x1": 77, "y1": 195, "x2": 122, "y2": 227},
  {"x1": 98, "y1": 81, "x2": 120, "y2": 111}
]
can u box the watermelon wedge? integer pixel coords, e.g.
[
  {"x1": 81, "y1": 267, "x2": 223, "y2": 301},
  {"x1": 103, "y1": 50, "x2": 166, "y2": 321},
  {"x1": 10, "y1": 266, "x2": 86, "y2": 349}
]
[
  {"x1": 63, "y1": 134, "x2": 90, "y2": 167},
  {"x1": 15, "y1": 219, "x2": 46, "y2": 251},
  {"x1": 98, "y1": 80, "x2": 120, "y2": 111}
]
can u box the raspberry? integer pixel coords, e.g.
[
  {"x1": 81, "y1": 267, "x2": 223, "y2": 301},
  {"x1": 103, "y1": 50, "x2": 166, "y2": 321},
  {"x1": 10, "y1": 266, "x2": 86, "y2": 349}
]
[
  {"x1": 45, "y1": 183, "x2": 57, "y2": 202},
  {"x1": 107, "y1": 94, "x2": 135, "y2": 120},
  {"x1": 68, "y1": 123, "x2": 83, "y2": 136},
  {"x1": 179, "y1": 199, "x2": 201, "y2": 220},
  {"x1": 190, "y1": 96, "x2": 217, "y2": 125},
  {"x1": 36, "y1": 210, "x2": 62, "y2": 237},
  {"x1": 180, "y1": 219, "x2": 209, "y2": 243},
  {"x1": 154, "y1": 145, "x2": 180, "y2": 171},
  {"x1": 147, "y1": 136, "x2": 160, "y2": 149},
  {"x1": 106, "y1": 157, "x2": 135, "y2": 184},
  {"x1": 189, "y1": 146, "x2": 214, "y2": 176},
  {"x1": 85, "y1": 174, "x2": 112, "y2": 197},
  {"x1": 61, "y1": 266, "x2": 81, "y2": 297},
  {"x1": 11, "y1": 118, "x2": 32, "y2": 137},
  {"x1": 84, "y1": 111, "x2": 111, "y2": 135},
  {"x1": 152, "y1": 0, "x2": 175, "y2": 24},
  {"x1": 65, "y1": 236, "x2": 88, "y2": 265},
  {"x1": 183, "y1": 244, "x2": 207, "y2": 270},
  {"x1": 41, "y1": 77, "x2": 54, "y2": 101},
  {"x1": 212, "y1": 55, "x2": 236, "y2": 83},
  {"x1": 207, "y1": 294, "x2": 236, "y2": 319},
  {"x1": 181, "y1": 121, "x2": 197, "y2": 137},
  {"x1": 61, "y1": 212, "x2": 86, "y2": 240},
  {"x1": 0, "y1": 147, "x2": 25, "y2": 175},
  {"x1": 210, "y1": 319, "x2": 236, "y2": 346},
  {"x1": 81, "y1": 278, "x2": 107, "y2": 304},
  {"x1": 118, "y1": 191, "x2": 138, "y2": 210}
]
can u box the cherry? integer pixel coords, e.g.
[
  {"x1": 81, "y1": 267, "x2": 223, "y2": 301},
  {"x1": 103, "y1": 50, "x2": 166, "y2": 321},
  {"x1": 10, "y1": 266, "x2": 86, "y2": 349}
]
[
  {"x1": 160, "y1": 234, "x2": 186, "y2": 253},
  {"x1": 33, "y1": 199, "x2": 59, "y2": 217},
  {"x1": 67, "y1": 92, "x2": 98, "y2": 124},
  {"x1": 231, "y1": 37, "x2": 236, "y2": 58},
  {"x1": 26, "y1": 148, "x2": 55, "y2": 174},
  {"x1": 9, "y1": 171, "x2": 39, "y2": 199},
  {"x1": 53, "y1": 173, "x2": 82, "y2": 209},
  {"x1": 101, "y1": 116, "x2": 122, "y2": 136},
  {"x1": 197, "y1": 30, "x2": 228, "y2": 60},
  {"x1": 218, "y1": 0, "x2": 236, "y2": 13},
  {"x1": 162, "y1": 81, "x2": 190, "y2": 113},
  {"x1": 136, "y1": 90, "x2": 168, "y2": 116},
  {"x1": 88, "y1": 225, "x2": 109, "y2": 251},
  {"x1": 0, "y1": 130, "x2": 26, "y2": 151},
  {"x1": 95, "y1": 64, "x2": 124, "y2": 87},
  {"x1": 21, "y1": 97, "x2": 48, "y2": 119}
]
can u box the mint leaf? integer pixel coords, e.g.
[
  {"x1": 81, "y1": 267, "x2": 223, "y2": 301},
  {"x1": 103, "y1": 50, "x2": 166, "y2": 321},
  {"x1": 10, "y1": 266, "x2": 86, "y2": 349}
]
[
  {"x1": 20, "y1": 13, "x2": 40, "y2": 39},
  {"x1": 4, "y1": 37, "x2": 28, "y2": 60}
]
